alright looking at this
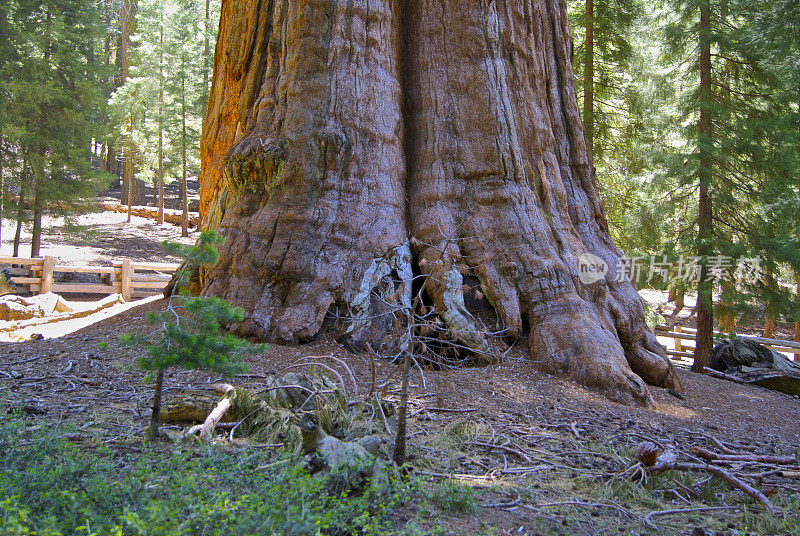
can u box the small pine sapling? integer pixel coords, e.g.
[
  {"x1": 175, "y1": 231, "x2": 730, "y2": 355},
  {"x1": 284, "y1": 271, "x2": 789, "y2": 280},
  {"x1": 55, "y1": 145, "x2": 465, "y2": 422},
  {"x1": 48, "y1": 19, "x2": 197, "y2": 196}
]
[{"x1": 121, "y1": 231, "x2": 265, "y2": 440}]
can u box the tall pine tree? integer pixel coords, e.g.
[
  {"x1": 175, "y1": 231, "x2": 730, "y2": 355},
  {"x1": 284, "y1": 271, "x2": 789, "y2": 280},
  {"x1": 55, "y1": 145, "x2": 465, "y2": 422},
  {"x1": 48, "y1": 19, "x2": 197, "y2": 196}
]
[
  {"x1": 663, "y1": 0, "x2": 800, "y2": 368},
  {"x1": 0, "y1": 0, "x2": 111, "y2": 257}
]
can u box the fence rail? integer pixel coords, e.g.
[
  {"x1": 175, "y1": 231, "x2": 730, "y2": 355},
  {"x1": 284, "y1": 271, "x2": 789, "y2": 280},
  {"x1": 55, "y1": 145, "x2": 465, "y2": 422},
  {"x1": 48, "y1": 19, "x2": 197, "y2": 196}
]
[
  {"x1": 0, "y1": 256, "x2": 179, "y2": 301},
  {"x1": 654, "y1": 324, "x2": 800, "y2": 361}
]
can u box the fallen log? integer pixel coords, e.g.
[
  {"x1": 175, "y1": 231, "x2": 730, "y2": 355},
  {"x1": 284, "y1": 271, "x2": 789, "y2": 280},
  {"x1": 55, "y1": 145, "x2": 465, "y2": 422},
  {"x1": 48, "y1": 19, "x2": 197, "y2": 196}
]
[
  {"x1": 98, "y1": 203, "x2": 200, "y2": 228},
  {"x1": 0, "y1": 294, "x2": 124, "y2": 338},
  {"x1": 182, "y1": 384, "x2": 236, "y2": 441},
  {"x1": 159, "y1": 388, "x2": 234, "y2": 423}
]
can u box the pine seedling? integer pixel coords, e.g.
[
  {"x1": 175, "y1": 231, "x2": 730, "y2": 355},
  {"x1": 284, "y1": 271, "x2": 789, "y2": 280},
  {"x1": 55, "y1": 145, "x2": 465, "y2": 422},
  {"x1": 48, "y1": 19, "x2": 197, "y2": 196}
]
[{"x1": 121, "y1": 230, "x2": 265, "y2": 440}]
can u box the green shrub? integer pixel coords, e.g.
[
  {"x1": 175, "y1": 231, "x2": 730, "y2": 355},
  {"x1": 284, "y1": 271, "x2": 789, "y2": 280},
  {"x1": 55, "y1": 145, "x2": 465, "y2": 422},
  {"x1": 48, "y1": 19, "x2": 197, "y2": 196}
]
[
  {"x1": 120, "y1": 230, "x2": 265, "y2": 439},
  {"x1": 0, "y1": 417, "x2": 418, "y2": 535}
]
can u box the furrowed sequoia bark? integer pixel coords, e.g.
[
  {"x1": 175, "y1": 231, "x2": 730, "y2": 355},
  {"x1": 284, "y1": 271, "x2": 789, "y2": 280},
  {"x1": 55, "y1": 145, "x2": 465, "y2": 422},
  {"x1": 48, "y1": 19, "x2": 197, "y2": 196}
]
[{"x1": 199, "y1": 0, "x2": 682, "y2": 407}]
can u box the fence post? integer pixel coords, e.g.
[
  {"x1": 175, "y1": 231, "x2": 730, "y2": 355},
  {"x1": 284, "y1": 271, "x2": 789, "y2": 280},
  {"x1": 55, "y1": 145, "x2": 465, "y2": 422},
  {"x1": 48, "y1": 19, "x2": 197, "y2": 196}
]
[
  {"x1": 675, "y1": 325, "x2": 683, "y2": 353},
  {"x1": 40, "y1": 256, "x2": 56, "y2": 294},
  {"x1": 121, "y1": 259, "x2": 132, "y2": 301}
]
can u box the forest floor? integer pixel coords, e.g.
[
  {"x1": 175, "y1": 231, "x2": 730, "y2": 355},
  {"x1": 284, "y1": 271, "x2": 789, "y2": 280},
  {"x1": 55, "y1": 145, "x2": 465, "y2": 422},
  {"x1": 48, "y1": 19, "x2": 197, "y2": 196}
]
[{"x1": 1, "y1": 206, "x2": 799, "y2": 535}]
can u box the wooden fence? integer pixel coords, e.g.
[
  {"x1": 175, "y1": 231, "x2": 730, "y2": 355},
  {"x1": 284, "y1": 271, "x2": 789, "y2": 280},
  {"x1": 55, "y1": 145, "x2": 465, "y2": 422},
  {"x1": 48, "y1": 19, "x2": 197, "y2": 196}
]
[
  {"x1": 655, "y1": 324, "x2": 800, "y2": 361},
  {"x1": 0, "y1": 256, "x2": 180, "y2": 301}
]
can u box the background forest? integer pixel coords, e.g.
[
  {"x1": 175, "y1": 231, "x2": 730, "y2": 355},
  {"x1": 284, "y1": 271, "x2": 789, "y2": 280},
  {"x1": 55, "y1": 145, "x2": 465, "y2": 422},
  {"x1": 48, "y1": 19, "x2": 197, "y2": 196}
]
[{"x1": 0, "y1": 0, "x2": 799, "y2": 348}]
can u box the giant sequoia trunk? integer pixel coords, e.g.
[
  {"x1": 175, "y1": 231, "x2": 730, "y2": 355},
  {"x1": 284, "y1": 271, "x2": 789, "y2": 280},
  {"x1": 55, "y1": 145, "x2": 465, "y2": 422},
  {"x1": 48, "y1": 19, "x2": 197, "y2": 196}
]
[{"x1": 199, "y1": 0, "x2": 682, "y2": 407}]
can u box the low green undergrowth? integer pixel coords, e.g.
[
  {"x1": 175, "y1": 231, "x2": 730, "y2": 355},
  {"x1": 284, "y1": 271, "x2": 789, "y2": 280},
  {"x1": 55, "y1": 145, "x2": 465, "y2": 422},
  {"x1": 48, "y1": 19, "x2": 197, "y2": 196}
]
[
  {"x1": 0, "y1": 416, "x2": 418, "y2": 535},
  {"x1": 429, "y1": 479, "x2": 478, "y2": 515}
]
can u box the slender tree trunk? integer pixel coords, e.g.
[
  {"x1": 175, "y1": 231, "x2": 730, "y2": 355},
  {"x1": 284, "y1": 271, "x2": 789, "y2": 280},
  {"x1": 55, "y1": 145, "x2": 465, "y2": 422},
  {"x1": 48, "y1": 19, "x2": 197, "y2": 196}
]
[
  {"x1": 199, "y1": 0, "x2": 682, "y2": 407},
  {"x1": 693, "y1": 4, "x2": 714, "y2": 373},
  {"x1": 158, "y1": 22, "x2": 165, "y2": 226},
  {"x1": 763, "y1": 309, "x2": 775, "y2": 339},
  {"x1": 30, "y1": 173, "x2": 44, "y2": 258},
  {"x1": 102, "y1": 0, "x2": 117, "y2": 180},
  {"x1": 795, "y1": 276, "x2": 800, "y2": 343},
  {"x1": 583, "y1": 0, "x2": 594, "y2": 157},
  {"x1": 126, "y1": 107, "x2": 134, "y2": 223},
  {"x1": 180, "y1": 66, "x2": 189, "y2": 237},
  {"x1": 393, "y1": 353, "x2": 412, "y2": 466},
  {"x1": 99, "y1": 142, "x2": 107, "y2": 173},
  {"x1": 0, "y1": 134, "x2": 4, "y2": 248},
  {"x1": 13, "y1": 160, "x2": 28, "y2": 258},
  {"x1": 148, "y1": 369, "x2": 165, "y2": 440},
  {"x1": 676, "y1": 289, "x2": 685, "y2": 309},
  {"x1": 719, "y1": 280, "x2": 736, "y2": 333},
  {"x1": 31, "y1": 8, "x2": 51, "y2": 259},
  {"x1": 762, "y1": 273, "x2": 777, "y2": 338},
  {"x1": 119, "y1": 0, "x2": 145, "y2": 206}
]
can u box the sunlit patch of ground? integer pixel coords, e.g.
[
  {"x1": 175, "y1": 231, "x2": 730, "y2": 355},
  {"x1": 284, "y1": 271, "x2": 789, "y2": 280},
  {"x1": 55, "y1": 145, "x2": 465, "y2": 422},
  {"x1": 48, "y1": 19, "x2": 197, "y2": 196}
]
[{"x1": 0, "y1": 210, "x2": 196, "y2": 265}]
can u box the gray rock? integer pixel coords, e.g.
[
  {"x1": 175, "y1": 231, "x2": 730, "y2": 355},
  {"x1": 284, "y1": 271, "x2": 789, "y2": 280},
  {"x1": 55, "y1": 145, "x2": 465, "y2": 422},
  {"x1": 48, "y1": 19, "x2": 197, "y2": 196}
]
[{"x1": 711, "y1": 338, "x2": 800, "y2": 395}]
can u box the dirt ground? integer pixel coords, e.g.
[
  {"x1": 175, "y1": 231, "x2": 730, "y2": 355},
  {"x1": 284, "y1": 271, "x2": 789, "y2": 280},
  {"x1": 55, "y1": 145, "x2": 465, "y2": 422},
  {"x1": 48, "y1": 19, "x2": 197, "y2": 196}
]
[
  {"x1": 3, "y1": 304, "x2": 800, "y2": 534},
  {"x1": 1, "y1": 207, "x2": 799, "y2": 535},
  {"x1": 0, "y1": 181, "x2": 197, "y2": 265}
]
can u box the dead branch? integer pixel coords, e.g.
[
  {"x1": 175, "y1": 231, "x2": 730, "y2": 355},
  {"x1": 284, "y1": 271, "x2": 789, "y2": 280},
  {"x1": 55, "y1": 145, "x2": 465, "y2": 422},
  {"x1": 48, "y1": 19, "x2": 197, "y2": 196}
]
[
  {"x1": 643, "y1": 506, "x2": 738, "y2": 529},
  {"x1": 467, "y1": 441, "x2": 533, "y2": 464},
  {"x1": 228, "y1": 405, "x2": 264, "y2": 441},
  {"x1": 701, "y1": 433, "x2": 740, "y2": 454},
  {"x1": 410, "y1": 407, "x2": 478, "y2": 416},
  {"x1": 690, "y1": 446, "x2": 796, "y2": 465},
  {"x1": 199, "y1": 395, "x2": 233, "y2": 442},
  {"x1": 482, "y1": 490, "x2": 521, "y2": 509},
  {"x1": 648, "y1": 459, "x2": 778, "y2": 515},
  {"x1": 703, "y1": 367, "x2": 745, "y2": 384}
]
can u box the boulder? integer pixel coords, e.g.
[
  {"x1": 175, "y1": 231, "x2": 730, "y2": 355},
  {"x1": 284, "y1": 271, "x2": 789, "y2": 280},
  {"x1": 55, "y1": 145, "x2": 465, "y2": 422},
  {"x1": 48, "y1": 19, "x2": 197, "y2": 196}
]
[{"x1": 711, "y1": 338, "x2": 800, "y2": 396}]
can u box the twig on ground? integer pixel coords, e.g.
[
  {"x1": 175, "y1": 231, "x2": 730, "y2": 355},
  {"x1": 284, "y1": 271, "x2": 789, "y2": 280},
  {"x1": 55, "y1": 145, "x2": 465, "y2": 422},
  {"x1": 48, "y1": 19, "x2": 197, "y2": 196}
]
[
  {"x1": 228, "y1": 405, "x2": 264, "y2": 441},
  {"x1": 418, "y1": 471, "x2": 496, "y2": 481},
  {"x1": 5, "y1": 354, "x2": 48, "y2": 366},
  {"x1": 483, "y1": 490, "x2": 521, "y2": 509},
  {"x1": 643, "y1": 506, "x2": 737, "y2": 529},
  {"x1": 410, "y1": 407, "x2": 478, "y2": 417},
  {"x1": 672, "y1": 477, "x2": 700, "y2": 497},
  {"x1": 690, "y1": 446, "x2": 796, "y2": 465},
  {"x1": 701, "y1": 433, "x2": 740, "y2": 454},
  {"x1": 374, "y1": 392, "x2": 392, "y2": 437},
  {"x1": 569, "y1": 422, "x2": 581, "y2": 438},
  {"x1": 467, "y1": 440, "x2": 533, "y2": 464},
  {"x1": 199, "y1": 396, "x2": 233, "y2": 442},
  {"x1": 524, "y1": 500, "x2": 635, "y2": 519}
]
